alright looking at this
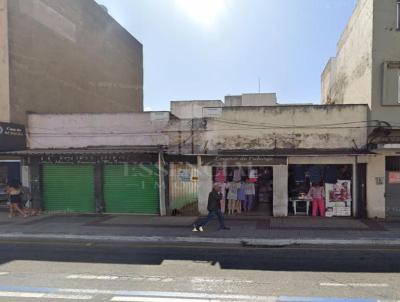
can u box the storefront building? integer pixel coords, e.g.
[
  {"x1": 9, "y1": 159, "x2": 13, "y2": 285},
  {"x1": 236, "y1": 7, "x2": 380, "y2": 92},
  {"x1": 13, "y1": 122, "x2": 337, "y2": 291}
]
[
  {"x1": 8, "y1": 149, "x2": 165, "y2": 215},
  {"x1": 0, "y1": 122, "x2": 27, "y2": 201},
  {"x1": 195, "y1": 151, "x2": 370, "y2": 218}
]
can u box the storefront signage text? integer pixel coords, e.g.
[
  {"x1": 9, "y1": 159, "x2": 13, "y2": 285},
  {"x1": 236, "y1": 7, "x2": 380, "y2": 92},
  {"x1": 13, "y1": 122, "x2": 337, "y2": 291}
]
[
  {"x1": 39, "y1": 153, "x2": 158, "y2": 164},
  {"x1": 202, "y1": 156, "x2": 287, "y2": 166},
  {"x1": 389, "y1": 172, "x2": 400, "y2": 184},
  {"x1": 0, "y1": 122, "x2": 26, "y2": 151}
]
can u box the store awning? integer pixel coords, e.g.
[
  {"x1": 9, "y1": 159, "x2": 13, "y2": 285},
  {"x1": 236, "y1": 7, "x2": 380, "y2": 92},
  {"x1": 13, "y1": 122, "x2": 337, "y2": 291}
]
[
  {"x1": 213, "y1": 148, "x2": 374, "y2": 156},
  {"x1": 0, "y1": 146, "x2": 164, "y2": 156}
]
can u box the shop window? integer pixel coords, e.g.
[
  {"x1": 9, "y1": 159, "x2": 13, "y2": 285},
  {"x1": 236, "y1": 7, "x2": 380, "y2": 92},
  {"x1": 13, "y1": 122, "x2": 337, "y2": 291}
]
[
  {"x1": 212, "y1": 166, "x2": 273, "y2": 215},
  {"x1": 288, "y1": 165, "x2": 353, "y2": 217}
]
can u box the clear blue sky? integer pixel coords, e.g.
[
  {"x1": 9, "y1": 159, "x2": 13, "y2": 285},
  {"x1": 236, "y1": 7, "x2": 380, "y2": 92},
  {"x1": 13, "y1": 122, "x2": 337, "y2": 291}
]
[{"x1": 95, "y1": 0, "x2": 357, "y2": 111}]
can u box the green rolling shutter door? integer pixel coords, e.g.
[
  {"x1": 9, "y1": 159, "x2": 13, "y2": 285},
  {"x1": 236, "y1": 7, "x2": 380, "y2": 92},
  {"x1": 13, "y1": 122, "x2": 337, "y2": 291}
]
[
  {"x1": 104, "y1": 164, "x2": 160, "y2": 214},
  {"x1": 42, "y1": 164, "x2": 95, "y2": 213}
]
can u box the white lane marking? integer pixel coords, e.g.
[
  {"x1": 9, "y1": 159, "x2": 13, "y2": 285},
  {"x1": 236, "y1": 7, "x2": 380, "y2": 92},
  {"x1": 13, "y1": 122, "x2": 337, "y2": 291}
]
[
  {"x1": 0, "y1": 272, "x2": 9, "y2": 276},
  {"x1": 320, "y1": 282, "x2": 389, "y2": 288},
  {"x1": 59, "y1": 288, "x2": 276, "y2": 301},
  {"x1": 191, "y1": 277, "x2": 254, "y2": 284},
  {"x1": 0, "y1": 291, "x2": 92, "y2": 299},
  {"x1": 111, "y1": 297, "x2": 223, "y2": 302},
  {"x1": 67, "y1": 274, "x2": 174, "y2": 282},
  {"x1": 67, "y1": 274, "x2": 119, "y2": 280}
]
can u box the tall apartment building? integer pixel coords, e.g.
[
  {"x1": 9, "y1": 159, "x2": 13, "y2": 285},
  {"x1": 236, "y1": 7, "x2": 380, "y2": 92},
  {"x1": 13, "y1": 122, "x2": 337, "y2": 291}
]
[
  {"x1": 321, "y1": 0, "x2": 400, "y2": 126},
  {"x1": 322, "y1": 0, "x2": 400, "y2": 218},
  {"x1": 0, "y1": 0, "x2": 143, "y2": 125}
]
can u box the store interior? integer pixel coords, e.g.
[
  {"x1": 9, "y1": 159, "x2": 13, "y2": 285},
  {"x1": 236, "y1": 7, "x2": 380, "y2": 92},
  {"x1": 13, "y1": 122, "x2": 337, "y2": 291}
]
[
  {"x1": 212, "y1": 166, "x2": 273, "y2": 216},
  {"x1": 288, "y1": 164, "x2": 353, "y2": 217}
]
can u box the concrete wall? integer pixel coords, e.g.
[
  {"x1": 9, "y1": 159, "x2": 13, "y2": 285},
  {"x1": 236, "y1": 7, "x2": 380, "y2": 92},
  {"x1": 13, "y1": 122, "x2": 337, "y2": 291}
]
[
  {"x1": 359, "y1": 154, "x2": 386, "y2": 218},
  {"x1": 241, "y1": 93, "x2": 277, "y2": 106},
  {"x1": 201, "y1": 105, "x2": 368, "y2": 153},
  {"x1": 28, "y1": 112, "x2": 170, "y2": 149},
  {"x1": 370, "y1": 0, "x2": 400, "y2": 126},
  {"x1": 7, "y1": 0, "x2": 143, "y2": 125},
  {"x1": 321, "y1": 0, "x2": 373, "y2": 106},
  {"x1": 321, "y1": 58, "x2": 336, "y2": 105},
  {"x1": 273, "y1": 165, "x2": 288, "y2": 217},
  {"x1": 225, "y1": 93, "x2": 277, "y2": 107},
  {"x1": 170, "y1": 100, "x2": 223, "y2": 119},
  {"x1": 197, "y1": 164, "x2": 212, "y2": 215},
  {"x1": 0, "y1": 0, "x2": 10, "y2": 122}
]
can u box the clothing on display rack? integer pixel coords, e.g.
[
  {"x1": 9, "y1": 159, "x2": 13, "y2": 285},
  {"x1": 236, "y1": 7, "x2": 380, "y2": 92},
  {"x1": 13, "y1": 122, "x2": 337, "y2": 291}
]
[
  {"x1": 226, "y1": 182, "x2": 239, "y2": 200},
  {"x1": 244, "y1": 182, "x2": 256, "y2": 195},
  {"x1": 248, "y1": 168, "x2": 258, "y2": 183},
  {"x1": 233, "y1": 168, "x2": 246, "y2": 182},
  {"x1": 237, "y1": 182, "x2": 246, "y2": 201},
  {"x1": 215, "y1": 168, "x2": 226, "y2": 183}
]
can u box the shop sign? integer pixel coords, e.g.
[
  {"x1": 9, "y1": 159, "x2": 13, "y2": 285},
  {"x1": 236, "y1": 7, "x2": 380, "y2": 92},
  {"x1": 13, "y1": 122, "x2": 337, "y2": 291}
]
[
  {"x1": 178, "y1": 169, "x2": 191, "y2": 182},
  {"x1": 202, "y1": 156, "x2": 287, "y2": 166},
  {"x1": 388, "y1": 172, "x2": 400, "y2": 184},
  {"x1": 39, "y1": 153, "x2": 158, "y2": 164},
  {"x1": 0, "y1": 122, "x2": 26, "y2": 151}
]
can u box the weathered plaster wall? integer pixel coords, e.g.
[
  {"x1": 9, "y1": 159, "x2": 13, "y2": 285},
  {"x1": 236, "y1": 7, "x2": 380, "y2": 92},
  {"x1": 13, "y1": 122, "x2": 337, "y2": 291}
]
[
  {"x1": 370, "y1": 0, "x2": 400, "y2": 126},
  {"x1": 202, "y1": 105, "x2": 368, "y2": 153},
  {"x1": 170, "y1": 100, "x2": 223, "y2": 119},
  {"x1": 28, "y1": 112, "x2": 170, "y2": 148},
  {"x1": 359, "y1": 154, "x2": 386, "y2": 218},
  {"x1": 321, "y1": 58, "x2": 336, "y2": 105},
  {"x1": 7, "y1": 0, "x2": 143, "y2": 125},
  {"x1": 197, "y1": 165, "x2": 212, "y2": 215},
  {"x1": 0, "y1": 0, "x2": 10, "y2": 122},
  {"x1": 322, "y1": 0, "x2": 373, "y2": 106},
  {"x1": 273, "y1": 165, "x2": 288, "y2": 217}
]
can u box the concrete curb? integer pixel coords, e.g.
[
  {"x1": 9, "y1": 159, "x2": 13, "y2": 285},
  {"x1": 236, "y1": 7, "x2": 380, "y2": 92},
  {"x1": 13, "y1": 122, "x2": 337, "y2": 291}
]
[{"x1": 0, "y1": 233, "x2": 400, "y2": 246}]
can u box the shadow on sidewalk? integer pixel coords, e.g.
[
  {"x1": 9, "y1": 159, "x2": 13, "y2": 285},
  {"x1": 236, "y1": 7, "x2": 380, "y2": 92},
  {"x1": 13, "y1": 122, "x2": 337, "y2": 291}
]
[{"x1": 0, "y1": 240, "x2": 399, "y2": 273}]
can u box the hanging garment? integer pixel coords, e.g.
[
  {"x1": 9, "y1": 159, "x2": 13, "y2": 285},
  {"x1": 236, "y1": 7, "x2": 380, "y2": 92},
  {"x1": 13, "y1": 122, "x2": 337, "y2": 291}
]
[
  {"x1": 309, "y1": 166, "x2": 322, "y2": 183},
  {"x1": 325, "y1": 165, "x2": 338, "y2": 184},
  {"x1": 237, "y1": 182, "x2": 246, "y2": 201},
  {"x1": 248, "y1": 168, "x2": 258, "y2": 183},
  {"x1": 233, "y1": 168, "x2": 242, "y2": 182},
  {"x1": 244, "y1": 182, "x2": 255, "y2": 195},
  {"x1": 215, "y1": 168, "x2": 226, "y2": 183},
  {"x1": 226, "y1": 182, "x2": 239, "y2": 200}
]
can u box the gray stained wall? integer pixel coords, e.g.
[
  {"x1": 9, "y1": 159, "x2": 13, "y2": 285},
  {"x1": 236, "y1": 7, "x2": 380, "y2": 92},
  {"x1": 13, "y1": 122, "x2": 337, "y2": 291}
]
[
  {"x1": 167, "y1": 104, "x2": 369, "y2": 154},
  {"x1": 7, "y1": 0, "x2": 143, "y2": 125}
]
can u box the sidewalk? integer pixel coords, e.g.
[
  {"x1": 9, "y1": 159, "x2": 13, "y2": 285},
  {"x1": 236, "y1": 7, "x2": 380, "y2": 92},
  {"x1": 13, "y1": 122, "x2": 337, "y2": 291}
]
[{"x1": 1, "y1": 212, "x2": 400, "y2": 246}]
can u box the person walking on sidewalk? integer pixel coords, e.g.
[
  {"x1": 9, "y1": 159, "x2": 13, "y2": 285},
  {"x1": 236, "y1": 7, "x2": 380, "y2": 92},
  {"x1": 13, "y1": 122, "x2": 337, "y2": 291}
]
[
  {"x1": 308, "y1": 182, "x2": 326, "y2": 217},
  {"x1": 193, "y1": 184, "x2": 230, "y2": 232},
  {"x1": 6, "y1": 180, "x2": 28, "y2": 218}
]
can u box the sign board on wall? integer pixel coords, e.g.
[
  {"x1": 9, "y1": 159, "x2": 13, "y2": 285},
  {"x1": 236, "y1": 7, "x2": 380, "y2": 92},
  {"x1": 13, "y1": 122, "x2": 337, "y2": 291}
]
[
  {"x1": 389, "y1": 172, "x2": 400, "y2": 184},
  {"x1": 202, "y1": 156, "x2": 287, "y2": 166},
  {"x1": 0, "y1": 122, "x2": 26, "y2": 151}
]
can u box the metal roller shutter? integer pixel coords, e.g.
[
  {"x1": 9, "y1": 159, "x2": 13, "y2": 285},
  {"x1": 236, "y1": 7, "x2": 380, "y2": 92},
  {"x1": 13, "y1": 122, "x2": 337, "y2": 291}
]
[
  {"x1": 104, "y1": 164, "x2": 159, "y2": 214},
  {"x1": 42, "y1": 164, "x2": 95, "y2": 213}
]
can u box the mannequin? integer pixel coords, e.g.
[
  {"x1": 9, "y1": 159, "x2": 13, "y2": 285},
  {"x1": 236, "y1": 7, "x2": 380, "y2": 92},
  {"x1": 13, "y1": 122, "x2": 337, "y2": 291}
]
[
  {"x1": 226, "y1": 180, "x2": 239, "y2": 215},
  {"x1": 244, "y1": 179, "x2": 256, "y2": 212}
]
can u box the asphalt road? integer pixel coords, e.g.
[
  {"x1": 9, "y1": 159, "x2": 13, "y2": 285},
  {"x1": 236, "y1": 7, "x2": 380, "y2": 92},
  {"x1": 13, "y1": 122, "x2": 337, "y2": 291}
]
[{"x1": 0, "y1": 240, "x2": 398, "y2": 301}]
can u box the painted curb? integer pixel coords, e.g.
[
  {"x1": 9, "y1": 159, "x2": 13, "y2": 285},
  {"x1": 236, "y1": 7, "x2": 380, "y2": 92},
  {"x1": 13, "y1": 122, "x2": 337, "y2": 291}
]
[{"x1": 0, "y1": 233, "x2": 399, "y2": 246}]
